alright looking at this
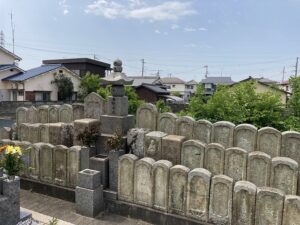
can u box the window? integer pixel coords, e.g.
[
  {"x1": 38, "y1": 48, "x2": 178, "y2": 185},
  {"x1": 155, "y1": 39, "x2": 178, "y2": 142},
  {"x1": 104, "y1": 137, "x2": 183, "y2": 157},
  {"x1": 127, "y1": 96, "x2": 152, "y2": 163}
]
[
  {"x1": 18, "y1": 90, "x2": 24, "y2": 96},
  {"x1": 172, "y1": 84, "x2": 176, "y2": 88},
  {"x1": 59, "y1": 70, "x2": 63, "y2": 74},
  {"x1": 35, "y1": 92, "x2": 50, "y2": 101}
]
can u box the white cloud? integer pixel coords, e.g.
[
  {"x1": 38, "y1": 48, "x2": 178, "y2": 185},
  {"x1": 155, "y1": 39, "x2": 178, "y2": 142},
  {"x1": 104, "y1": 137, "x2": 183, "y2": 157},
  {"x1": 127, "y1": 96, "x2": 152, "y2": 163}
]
[
  {"x1": 154, "y1": 29, "x2": 161, "y2": 34},
  {"x1": 171, "y1": 24, "x2": 179, "y2": 30},
  {"x1": 59, "y1": 0, "x2": 70, "y2": 15},
  {"x1": 198, "y1": 27, "x2": 207, "y2": 31},
  {"x1": 184, "y1": 43, "x2": 197, "y2": 48},
  {"x1": 85, "y1": 1, "x2": 196, "y2": 21},
  {"x1": 184, "y1": 27, "x2": 197, "y2": 32}
]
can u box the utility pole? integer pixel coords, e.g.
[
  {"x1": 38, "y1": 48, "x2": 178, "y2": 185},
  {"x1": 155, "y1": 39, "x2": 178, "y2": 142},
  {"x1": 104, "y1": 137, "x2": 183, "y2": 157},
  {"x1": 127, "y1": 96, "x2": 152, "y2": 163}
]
[
  {"x1": 141, "y1": 59, "x2": 145, "y2": 77},
  {"x1": 282, "y1": 66, "x2": 286, "y2": 82},
  {"x1": 10, "y1": 11, "x2": 15, "y2": 53},
  {"x1": 295, "y1": 57, "x2": 299, "y2": 77},
  {"x1": 0, "y1": 30, "x2": 4, "y2": 47},
  {"x1": 203, "y1": 65, "x2": 208, "y2": 78}
]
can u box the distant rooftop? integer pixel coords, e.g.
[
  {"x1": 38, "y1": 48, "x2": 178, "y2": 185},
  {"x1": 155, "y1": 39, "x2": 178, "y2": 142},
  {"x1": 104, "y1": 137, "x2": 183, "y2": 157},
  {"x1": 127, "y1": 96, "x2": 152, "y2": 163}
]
[
  {"x1": 201, "y1": 76, "x2": 235, "y2": 85},
  {"x1": 186, "y1": 80, "x2": 198, "y2": 85},
  {"x1": 161, "y1": 77, "x2": 185, "y2": 84},
  {"x1": 0, "y1": 46, "x2": 22, "y2": 61},
  {"x1": 136, "y1": 83, "x2": 170, "y2": 94},
  {"x1": 43, "y1": 58, "x2": 111, "y2": 69},
  {"x1": 3, "y1": 64, "x2": 62, "y2": 81},
  {"x1": 127, "y1": 76, "x2": 161, "y2": 87}
]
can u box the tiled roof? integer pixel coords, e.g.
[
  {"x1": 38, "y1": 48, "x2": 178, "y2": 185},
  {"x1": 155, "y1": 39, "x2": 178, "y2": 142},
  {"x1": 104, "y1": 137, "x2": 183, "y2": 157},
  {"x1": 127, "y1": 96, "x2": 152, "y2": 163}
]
[
  {"x1": 201, "y1": 76, "x2": 234, "y2": 84},
  {"x1": 128, "y1": 76, "x2": 161, "y2": 87},
  {"x1": 136, "y1": 83, "x2": 170, "y2": 94},
  {"x1": 186, "y1": 80, "x2": 198, "y2": 85},
  {"x1": 161, "y1": 77, "x2": 185, "y2": 84},
  {"x1": 2, "y1": 64, "x2": 62, "y2": 81},
  {"x1": 43, "y1": 58, "x2": 111, "y2": 68},
  {"x1": 0, "y1": 64, "x2": 15, "y2": 71},
  {"x1": 0, "y1": 46, "x2": 21, "y2": 60}
]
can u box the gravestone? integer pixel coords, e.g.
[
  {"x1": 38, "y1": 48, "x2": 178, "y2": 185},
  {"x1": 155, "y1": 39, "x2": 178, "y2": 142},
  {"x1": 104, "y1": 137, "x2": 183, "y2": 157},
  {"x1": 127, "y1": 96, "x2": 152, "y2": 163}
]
[
  {"x1": 67, "y1": 146, "x2": 81, "y2": 188},
  {"x1": 281, "y1": 131, "x2": 300, "y2": 194},
  {"x1": 211, "y1": 121, "x2": 235, "y2": 149},
  {"x1": 28, "y1": 123, "x2": 41, "y2": 143},
  {"x1": 16, "y1": 107, "x2": 28, "y2": 125},
  {"x1": 157, "y1": 112, "x2": 177, "y2": 134},
  {"x1": 61, "y1": 123, "x2": 74, "y2": 147},
  {"x1": 127, "y1": 128, "x2": 150, "y2": 158},
  {"x1": 136, "y1": 103, "x2": 158, "y2": 131},
  {"x1": 29, "y1": 143, "x2": 41, "y2": 180},
  {"x1": 49, "y1": 123, "x2": 63, "y2": 145},
  {"x1": 270, "y1": 157, "x2": 298, "y2": 195},
  {"x1": 161, "y1": 135, "x2": 186, "y2": 165},
  {"x1": 181, "y1": 140, "x2": 206, "y2": 169},
  {"x1": 26, "y1": 106, "x2": 38, "y2": 124},
  {"x1": 175, "y1": 116, "x2": 195, "y2": 139},
  {"x1": 48, "y1": 105, "x2": 60, "y2": 123},
  {"x1": 232, "y1": 181, "x2": 257, "y2": 225},
  {"x1": 73, "y1": 119, "x2": 101, "y2": 146},
  {"x1": 118, "y1": 154, "x2": 138, "y2": 202},
  {"x1": 0, "y1": 127, "x2": 11, "y2": 140},
  {"x1": 39, "y1": 124, "x2": 49, "y2": 143},
  {"x1": 282, "y1": 195, "x2": 300, "y2": 225},
  {"x1": 144, "y1": 131, "x2": 167, "y2": 161},
  {"x1": 209, "y1": 175, "x2": 233, "y2": 225},
  {"x1": 247, "y1": 151, "x2": 271, "y2": 187},
  {"x1": 224, "y1": 147, "x2": 248, "y2": 182},
  {"x1": 39, "y1": 143, "x2": 54, "y2": 183},
  {"x1": 255, "y1": 187, "x2": 285, "y2": 225},
  {"x1": 257, "y1": 127, "x2": 281, "y2": 157},
  {"x1": 168, "y1": 165, "x2": 190, "y2": 216},
  {"x1": 193, "y1": 119, "x2": 212, "y2": 144},
  {"x1": 152, "y1": 160, "x2": 173, "y2": 212},
  {"x1": 84, "y1": 92, "x2": 106, "y2": 119},
  {"x1": 134, "y1": 157, "x2": 155, "y2": 207},
  {"x1": 38, "y1": 105, "x2": 49, "y2": 123},
  {"x1": 59, "y1": 104, "x2": 73, "y2": 123},
  {"x1": 18, "y1": 123, "x2": 29, "y2": 142},
  {"x1": 186, "y1": 168, "x2": 211, "y2": 221},
  {"x1": 204, "y1": 143, "x2": 225, "y2": 176},
  {"x1": 234, "y1": 124, "x2": 257, "y2": 152},
  {"x1": 72, "y1": 103, "x2": 85, "y2": 120},
  {"x1": 19, "y1": 141, "x2": 32, "y2": 177},
  {"x1": 54, "y1": 145, "x2": 68, "y2": 186}
]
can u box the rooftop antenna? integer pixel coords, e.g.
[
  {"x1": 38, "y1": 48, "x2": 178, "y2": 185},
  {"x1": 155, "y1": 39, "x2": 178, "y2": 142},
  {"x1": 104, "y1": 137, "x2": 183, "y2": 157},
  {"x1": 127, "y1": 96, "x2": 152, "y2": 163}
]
[
  {"x1": 0, "y1": 30, "x2": 4, "y2": 47},
  {"x1": 203, "y1": 65, "x2": 208, "y2": 78},
  {"x1": 282, "y1": 66, "x2": 286, "y2": 82},
  {"x1": 10, "y1": 11, "x2": 15, "y2": 53}
]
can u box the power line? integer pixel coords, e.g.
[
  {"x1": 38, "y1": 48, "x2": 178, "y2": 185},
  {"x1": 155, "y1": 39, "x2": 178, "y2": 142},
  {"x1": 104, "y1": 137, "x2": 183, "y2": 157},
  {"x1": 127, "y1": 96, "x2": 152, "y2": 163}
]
[{"x1": 295, "y1": 57, "x2": 299, "y2": 77}]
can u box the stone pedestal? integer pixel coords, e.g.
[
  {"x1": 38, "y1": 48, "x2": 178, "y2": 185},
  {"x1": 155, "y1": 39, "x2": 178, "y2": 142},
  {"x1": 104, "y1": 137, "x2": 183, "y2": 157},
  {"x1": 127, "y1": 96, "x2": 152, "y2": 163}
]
[
  {"x1": 95, "y1": 133, "x2": 127, "y2": 155},
  {"x1": 90, "y1": 155, "x2": 109, "y2": 188},
  {"x1": 73, "y1": 119, "x2": 101, "y2": 146},
  {"x1": 107, "y1": 96, "x2": 128, "y2": 116},
  {"x1": 108, "y1": 149, "x2": 125, "y2": 191},
  {"x1": 76, "y1": 169, "x2": 104, "y2": 217},
  {"x1": 100, "y1": 115, "x2": 134, "y2": 135}
]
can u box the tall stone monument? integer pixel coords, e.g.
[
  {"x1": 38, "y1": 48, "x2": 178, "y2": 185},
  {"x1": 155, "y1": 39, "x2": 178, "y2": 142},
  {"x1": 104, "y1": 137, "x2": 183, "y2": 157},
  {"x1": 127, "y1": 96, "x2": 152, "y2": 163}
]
[{"x1": 100, "y1": 59, "x2": 134, "y2": 137}]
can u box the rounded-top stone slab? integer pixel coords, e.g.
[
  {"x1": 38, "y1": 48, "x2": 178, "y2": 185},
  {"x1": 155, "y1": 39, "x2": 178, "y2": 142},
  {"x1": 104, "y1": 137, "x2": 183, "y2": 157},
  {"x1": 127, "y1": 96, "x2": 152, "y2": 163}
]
[{"x1": 234, "y1": 180, "x2": 257, "y2": 193}]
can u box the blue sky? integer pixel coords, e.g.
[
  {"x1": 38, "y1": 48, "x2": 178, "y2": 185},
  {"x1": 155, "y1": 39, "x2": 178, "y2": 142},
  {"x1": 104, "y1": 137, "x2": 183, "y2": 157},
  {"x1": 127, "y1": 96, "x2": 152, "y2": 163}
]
[{"x1": 1, "y1": 0, "x2": 300, "y2": 82}]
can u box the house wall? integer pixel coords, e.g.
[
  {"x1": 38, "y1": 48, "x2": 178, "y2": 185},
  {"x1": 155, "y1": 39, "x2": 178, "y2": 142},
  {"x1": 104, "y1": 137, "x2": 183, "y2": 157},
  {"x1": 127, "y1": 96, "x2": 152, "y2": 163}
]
[
  {"x1": 136, "y1": 88, "x2": 159, "y2": 103},
  {"x1": 0, "y1": 69, "x2": 24, "y2": 101},
  {"x1": 62, "y1": 62, "x2": 108, "y2": 78},
  {"x1": 255, "y1": 82, "x2": 287, "y2": 104},
  {"x1": 164, "y1": 83, "x2": 186, "y2": 93},
  {"x1": 0, "y1": 50, "x2": 17, "y2": 65}
]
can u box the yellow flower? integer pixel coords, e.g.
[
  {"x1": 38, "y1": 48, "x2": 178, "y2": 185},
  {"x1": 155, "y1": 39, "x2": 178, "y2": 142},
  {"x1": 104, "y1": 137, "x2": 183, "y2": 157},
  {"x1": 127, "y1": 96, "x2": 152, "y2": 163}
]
[
  {"x1": 15, "y1": 146, "x2": 22, "y2": 156},
  {"x1": 6, "y1": 145, "x2": 14, "y2": 154}
]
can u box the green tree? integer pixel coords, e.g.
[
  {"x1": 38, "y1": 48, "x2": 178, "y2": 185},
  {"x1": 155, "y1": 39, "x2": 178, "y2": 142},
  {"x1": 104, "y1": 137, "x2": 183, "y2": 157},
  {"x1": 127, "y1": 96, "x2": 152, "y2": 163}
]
[
  {"x1": 52, "y1": 73, "x2": 74, "y2": 101},
  {"x1": 288, "y1": 76, "x2": 300, "y2": 116},
  {"x1": 78, "y1": 72, "x2": 102, "y2": 100},
  {"x1": 96, "y1": 85, "x2": 110, "y2": 100},
  {"x1": 156, "y1": 99, "x2": 171, "y2": 113},
  {"x1": 171, "y1": 91, "x2": 181, "y2": 97},
  {"x1": 125, "y1": 86, "x2": 144, "y2": 115}
]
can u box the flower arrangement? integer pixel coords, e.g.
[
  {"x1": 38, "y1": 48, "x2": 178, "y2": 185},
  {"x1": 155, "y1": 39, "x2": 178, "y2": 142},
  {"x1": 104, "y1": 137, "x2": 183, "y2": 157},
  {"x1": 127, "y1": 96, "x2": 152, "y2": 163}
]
[
  {"x1": 0, "y1": 145, "x2": 30, "y2": 178},
  {"x1": 77, "y1": 126, "x2": 101, "y2": 147},
  {"x1": 106, "y1": 130, "x2": 124, "y2": 151}
]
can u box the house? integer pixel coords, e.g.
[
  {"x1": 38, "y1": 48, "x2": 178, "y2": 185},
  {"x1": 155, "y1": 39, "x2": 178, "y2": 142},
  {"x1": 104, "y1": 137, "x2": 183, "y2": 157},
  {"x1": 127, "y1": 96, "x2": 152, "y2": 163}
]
[
  {"x1": 185, "y1": 80, "x2": 198, "y2": 96},
  {"x1": 43, "y1": 58, "x2": 111, "y2": 78},
  {"x1": 2, "y1": 64, "x2": 81, "y2": 101},
  {"x1": 160, "y1": 77, "x2": 191, "y2": 100},
  {"x1": 135, "y1": 83, "x2": 170, "y2": 103},
  {"x1": 232, "y1": 76, "x2": 290, "y2": 104},
  {"x1": 127, "y1": 76, "x2": 162, "y2": 87},
  {"x1": 200, "y1": 76, "x2": 235, "y2": 96}
]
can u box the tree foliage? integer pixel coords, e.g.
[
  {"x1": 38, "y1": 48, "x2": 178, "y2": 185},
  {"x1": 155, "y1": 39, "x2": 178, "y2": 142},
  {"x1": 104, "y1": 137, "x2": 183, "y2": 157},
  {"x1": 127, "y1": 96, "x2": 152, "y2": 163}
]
[
  {"x1": 156, "y1": 99, "x2": 171, "y2": 113},
  {"x1": 78, "y1": 72, "x2": 102, "y2": 100},
  {"x1": 52, "y1": 73, "x2": 74, "y2": 101},
  {"x1": 184, "y1": 81, "x2": 289, "y2": 130},
  {"x1": 125, "y1": 86, "x2": 144, "y2": 115}
]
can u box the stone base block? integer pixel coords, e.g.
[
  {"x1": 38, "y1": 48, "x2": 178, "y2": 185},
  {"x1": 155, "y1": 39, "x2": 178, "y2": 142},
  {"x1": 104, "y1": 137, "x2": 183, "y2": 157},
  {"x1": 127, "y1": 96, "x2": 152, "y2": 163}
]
[
  {"x1": 95, "y1": 133, "x2": 127, "y2": 155},
  {"x1": 73, "y1": 119, "x2": 101, "y2": 146},
  {"x1": 103, "y1": 189, "x2": 117, "y2": 200},
  {"x1": 78, "y1": 169, "x2": 101, "y2": 190},
  {"x1": 127, "y1": 128, "x2": 150, "y2": 158},
  {"x1": 107, "y1": 96, "x2": 128, "y2": 116},
  {"x1": 100, "y1": 115, "x2": 134, "y2": 136},
  {"x1": 90, "y1": 155, "x2": 109, "y2": 188},
  {"x1": 76, "y1": 185, "x2": 104, "y2": 217}
]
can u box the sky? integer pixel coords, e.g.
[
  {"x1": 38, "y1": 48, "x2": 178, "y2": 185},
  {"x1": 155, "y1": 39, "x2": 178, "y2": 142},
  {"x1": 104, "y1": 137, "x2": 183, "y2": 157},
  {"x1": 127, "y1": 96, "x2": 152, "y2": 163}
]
[{"x1": 1, "y1": 0, "x2": 300, "y2": 82}]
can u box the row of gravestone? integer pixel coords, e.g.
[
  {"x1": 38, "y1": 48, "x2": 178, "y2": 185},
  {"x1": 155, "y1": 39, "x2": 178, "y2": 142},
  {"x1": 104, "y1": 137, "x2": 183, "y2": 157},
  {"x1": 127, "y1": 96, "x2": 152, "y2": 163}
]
[
  {"x1": 130, "y1": 128, "x2": 300, "y2": 195},
  {"x1": 0, "y1": 139, "x2": 89, "y2": 188},
  {"x1": 118, "y1": 154, "x2": 300, "y2": 225},
  {"x1": 15, "y1": 92, "x2": 107, "y2": 125}
]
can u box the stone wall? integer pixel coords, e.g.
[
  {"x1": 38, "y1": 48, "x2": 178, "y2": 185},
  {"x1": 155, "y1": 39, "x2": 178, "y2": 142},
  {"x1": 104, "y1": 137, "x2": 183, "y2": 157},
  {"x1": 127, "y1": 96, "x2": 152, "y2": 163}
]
[
  {"x1": 118, "y1": 154, "x2": 300, "y2": 225},
  {"x1": 0, "y1": 139, "x2": 89, "y2": 188}
]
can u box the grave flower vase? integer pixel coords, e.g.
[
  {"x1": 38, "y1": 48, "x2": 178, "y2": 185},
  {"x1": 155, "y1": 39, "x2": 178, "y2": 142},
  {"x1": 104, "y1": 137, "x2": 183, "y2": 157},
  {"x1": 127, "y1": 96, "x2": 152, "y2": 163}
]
[{"x1": 108, "y1": 149, "x2": 125, "y2": 191}]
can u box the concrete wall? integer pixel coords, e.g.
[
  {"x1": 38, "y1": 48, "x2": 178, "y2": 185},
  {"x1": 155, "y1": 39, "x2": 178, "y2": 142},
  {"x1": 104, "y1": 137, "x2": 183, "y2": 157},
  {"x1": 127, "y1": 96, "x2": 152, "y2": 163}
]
[
  {"x1": 255, "y1": 82, "x2": 287, "y2": 104},
  {"x1": 0, "y1": 49, "x2": 17, "y2": 64}
]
